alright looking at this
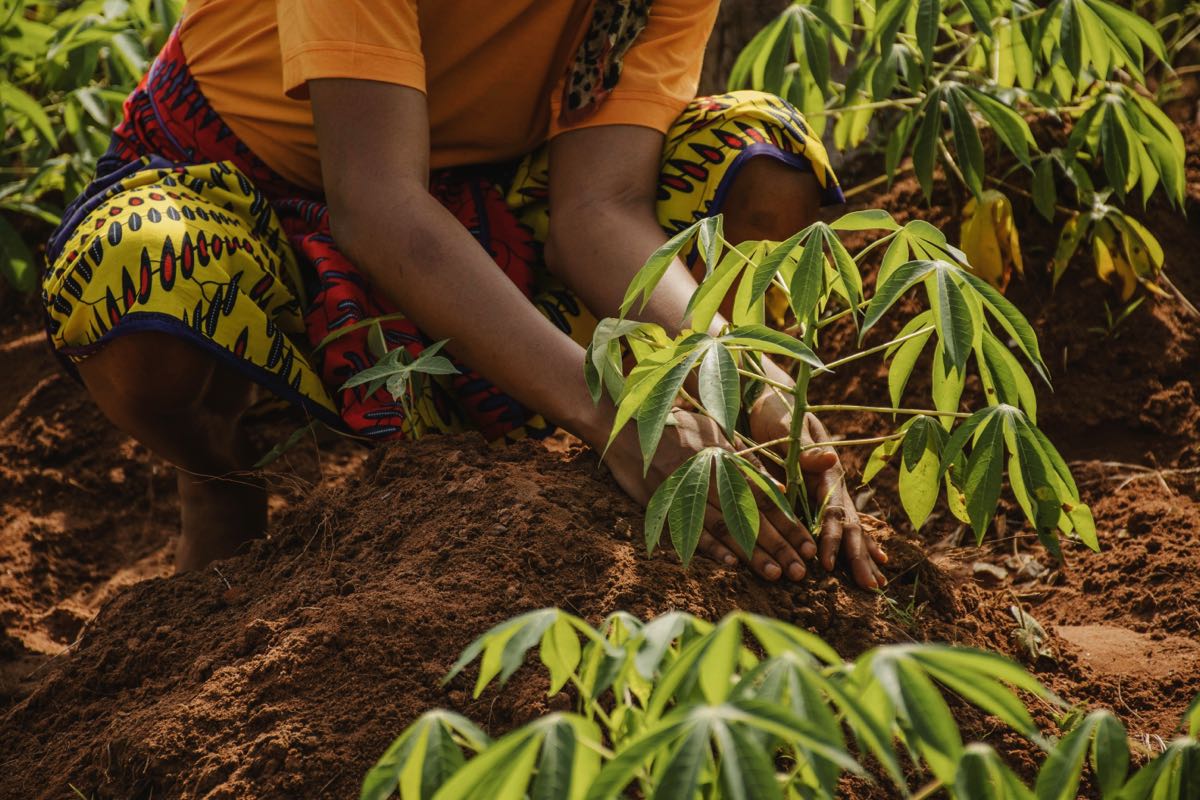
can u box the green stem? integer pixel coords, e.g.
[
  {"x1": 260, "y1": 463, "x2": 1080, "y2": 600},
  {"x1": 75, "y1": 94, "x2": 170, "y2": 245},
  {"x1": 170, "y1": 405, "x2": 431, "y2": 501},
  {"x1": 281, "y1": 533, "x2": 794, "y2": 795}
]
[
  {"x1": 807, "y1": 403, "x2": 970, "y2": 419},
  {"x1": 738, "y1": 431, "x2": 905, "y2": 459},
  {"x1": 815, "y1": 325, "x2": 935, "y2": 374},
  {"x1": 809, "y1": 95, "x2": 923, "y2": 119}
]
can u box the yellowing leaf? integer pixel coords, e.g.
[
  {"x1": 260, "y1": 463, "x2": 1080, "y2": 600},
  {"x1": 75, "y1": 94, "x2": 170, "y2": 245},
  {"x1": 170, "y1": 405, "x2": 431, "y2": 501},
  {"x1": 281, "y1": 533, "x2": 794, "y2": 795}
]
[
  {"x1": 959, "y1": 190, "x2": 1023, "y2": 292},
  {"x1": 1093, "y1": 222, "x2": 1136, "y2": 300}
]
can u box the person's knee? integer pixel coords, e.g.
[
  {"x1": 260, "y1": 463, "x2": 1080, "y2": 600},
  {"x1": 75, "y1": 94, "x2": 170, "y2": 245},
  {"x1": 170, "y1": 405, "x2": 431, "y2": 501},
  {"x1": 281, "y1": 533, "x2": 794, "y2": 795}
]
[
  {"x1": 77, "y1": 331, "x2": 219, "y2": 416},
  {"x1": 723, "y1": 157, "x2": 823, "y2": 245}
]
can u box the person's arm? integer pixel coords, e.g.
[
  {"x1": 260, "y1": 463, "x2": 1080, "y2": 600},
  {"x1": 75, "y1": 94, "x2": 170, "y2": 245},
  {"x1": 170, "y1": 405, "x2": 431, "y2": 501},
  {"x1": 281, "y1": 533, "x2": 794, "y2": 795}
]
[
  {"x1": 310, "y1": 79, "x2": 818, "y2": 583},
  {"x1": 546, "y1": 124, "x2": 887, "y2": 589}
]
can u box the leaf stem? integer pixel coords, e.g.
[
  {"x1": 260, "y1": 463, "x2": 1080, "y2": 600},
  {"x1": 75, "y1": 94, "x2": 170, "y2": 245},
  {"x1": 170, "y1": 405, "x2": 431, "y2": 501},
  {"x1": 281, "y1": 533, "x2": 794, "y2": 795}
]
[
  {"x1": 815, "y1": 325, "x2": 935, "y2": 374},
  {"x1": 737, "y1": 431, "x2": 905, "y2": 458},
  {"x1": 807, "y1": 404, "x2": 970, "y2": 419}
]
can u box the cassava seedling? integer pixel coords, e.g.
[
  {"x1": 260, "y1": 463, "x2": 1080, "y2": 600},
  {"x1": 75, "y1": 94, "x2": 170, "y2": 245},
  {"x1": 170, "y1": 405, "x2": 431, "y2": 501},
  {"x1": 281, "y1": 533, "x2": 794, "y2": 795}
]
[{"x1": 587, "y1": 210, "x2": 1097, "y2": 567}]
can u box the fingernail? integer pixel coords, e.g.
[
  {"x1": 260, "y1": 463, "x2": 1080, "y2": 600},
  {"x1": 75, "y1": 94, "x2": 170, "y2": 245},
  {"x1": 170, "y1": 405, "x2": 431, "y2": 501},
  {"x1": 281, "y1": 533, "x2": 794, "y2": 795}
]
[
  {"x1": 824, "y1": 557, "x2": 835, "y2": 571},
  {"x1": 801, "y1": 543, "x2": 817, "y2": 559},
  {"x1": 724, "y1": 554, "x2": 737, "y2": 566},
  {"x1": 879, "y1": 549, "x2": 889, "y2": 563},
  {"x1": 788, "y1": 562, "x2": 805, "y2": 581},
  {"x1": 764, "y1": 563, "x2": 782, "y2": 580}
]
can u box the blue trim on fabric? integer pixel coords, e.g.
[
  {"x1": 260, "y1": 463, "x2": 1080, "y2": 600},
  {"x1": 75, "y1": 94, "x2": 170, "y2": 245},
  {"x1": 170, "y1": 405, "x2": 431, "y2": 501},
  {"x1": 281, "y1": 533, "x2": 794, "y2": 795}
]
[
  {"x1": 57, "y1": 310, "x2": 347, "y2": 432},
  {"x1": 46, "y1": 156, "x2": 178, "y2": 265},
  {"x1": 707, "y1": 142, "x2": 845, "y2": 224}
]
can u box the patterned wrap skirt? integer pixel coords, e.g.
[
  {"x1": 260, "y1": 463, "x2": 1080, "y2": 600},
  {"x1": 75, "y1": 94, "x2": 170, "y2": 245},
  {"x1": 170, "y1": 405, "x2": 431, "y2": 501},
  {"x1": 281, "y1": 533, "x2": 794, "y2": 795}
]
[{"x1": 43, "y1": 28, "x2": 843, "y2": 444}]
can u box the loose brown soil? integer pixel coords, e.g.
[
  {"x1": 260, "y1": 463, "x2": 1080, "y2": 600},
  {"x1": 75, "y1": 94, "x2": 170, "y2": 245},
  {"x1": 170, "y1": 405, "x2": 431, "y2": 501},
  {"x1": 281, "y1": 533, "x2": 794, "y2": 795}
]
[{"x1": 1, "y1": 126, "x2": 1198, "y2": 799}]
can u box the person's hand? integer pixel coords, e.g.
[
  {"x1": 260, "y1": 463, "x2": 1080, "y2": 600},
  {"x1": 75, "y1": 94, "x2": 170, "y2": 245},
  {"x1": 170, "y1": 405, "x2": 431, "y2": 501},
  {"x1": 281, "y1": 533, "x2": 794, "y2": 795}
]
[
  {"x1": 603, "y1": 410, "x2": 818, "y2": 582},
  {"x1": 749, "y1": 391, "x2": 889, "y2": 590}
]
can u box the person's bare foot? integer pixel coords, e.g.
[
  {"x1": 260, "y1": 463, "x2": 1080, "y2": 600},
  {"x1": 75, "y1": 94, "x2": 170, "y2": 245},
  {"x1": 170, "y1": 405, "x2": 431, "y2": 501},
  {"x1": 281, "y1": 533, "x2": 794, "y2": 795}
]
[{"x1": 175, "y1": 469, "x2": 267, "y2": 572}]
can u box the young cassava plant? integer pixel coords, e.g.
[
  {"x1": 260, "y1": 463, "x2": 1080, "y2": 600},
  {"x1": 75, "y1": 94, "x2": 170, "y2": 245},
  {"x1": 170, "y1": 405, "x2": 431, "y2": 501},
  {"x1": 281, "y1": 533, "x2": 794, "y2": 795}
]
[
  {"x1": 587, "y1": 211, "x2": 1096, "y2": 563},
  {"x1": 362, "y1": 607, "x2": 1200, "y2": 799},
  {"x1": 728, "y1": 0, "x2": 1188, "y2": 298}
]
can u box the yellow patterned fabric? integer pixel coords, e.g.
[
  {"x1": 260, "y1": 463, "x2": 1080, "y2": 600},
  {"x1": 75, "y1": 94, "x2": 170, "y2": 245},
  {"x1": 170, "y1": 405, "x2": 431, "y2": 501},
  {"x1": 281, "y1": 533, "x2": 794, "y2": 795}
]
[{"x1": 45, "y1": 90, "x2": 840, "y2": 440}]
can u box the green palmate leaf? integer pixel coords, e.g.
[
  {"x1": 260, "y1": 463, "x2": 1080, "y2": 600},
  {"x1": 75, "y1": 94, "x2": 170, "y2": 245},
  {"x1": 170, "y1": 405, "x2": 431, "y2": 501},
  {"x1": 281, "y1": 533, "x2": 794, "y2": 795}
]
[
  {"x1": 862, "y1": 259, "x2": 940, "y2": 336},
  {"x1": 960, "y1": 0, "x2": 994, "y2": 36},
  {"x1": 714, "y1": 454, "x2": 759, "y2": 556},
  {"x1": 0, "y1": 80, "x2": 56, "y2": 144},
  {"x1": 931, "y1": 340, "x2": 967, "y2": 422},
  {"x1": 872, "y1": 653, "x2": 964, "y2": 783},
  {"x1": 955, "y1": 743, "x2": 1035, "y2": 800},
  {"x1": 830, "y1": 209, "x2": 900, "y2": 232},
  {"x1": 667, "y1": 449, "x2": 719, "y2": 566},
  {"x1": 979, "y1": 329, "x2": 1038, "y2": 421},
  {"x1": 0, "y1": 214, "x2": 37, "y2": 292},
  {"x1": 645, "y1": 463, "x2": 687, "y2": 555},
  {"x1": 698, "y1": 618, "x2": 742, "y2": 704},
  {"x1": 620, "y1": 219, "x2": 704, "y2": 316},
  {"x1": 930, "y1": 266, "x2": 975, "y2": 373},
  {"x1": 726, "y1": 453, "x2": 797, "y2": 523},
  {"x1": 360, "y1": 710, "x2": 490, "y2": 800},
  {"x1": 821, "y1": 225, "x2": 864, "y2": 313},
  {"x1": 750, "y1": 229, "x2": 805, "y2": 299},
  {"x1": 540, "y1": 615, "x2": 582, "y2": 695},
  {"x1": 1184, "y1": 693, "x2": 1200, "y2": 738},
  {"x1": 916, "y1": 0, "x2": 940, "y2": 65},
  {"x1": 1032, "y1": 157, "x2": 1057, "y2": 222},
  {"x1": 715, "y1": 720, "x2": 783, "y2": 800},
  {"x1": 789, "y1": 230, "x2": 827, "y2": 323},
  {"x1": 957, "y1": 270, "x2": 1050, "y2": 384},
  {"x1": 632, "y1": 344, "x2": 707, "y2": 468},
  {"x1": 653, "y1": 720, "x2": 711, "y2": 800},
  {"x1": 1099, "y1": 105, "x2": 1131, "y2": 201},
  {"x1": 698, "y1": 343, "x2": 740, "y2": 441},
  {"x1": 1117, "y1": 738, "x2": 1200, "y2": 799},
  {"x1": 913, "y1": 98, "x2": 942, "y2": 199},
  {"x1": 1035, "y1": 711, "x2": 1107, "y2": 800},
  {"x1": 887, "y1": 311, "x2": 936, "y2": 407},
  {"x1": 964, "y1": 87, "x2": 1033, "y2": 168},
  {"x1": 584, "y1": 319, "x2": 652, "y2": 403},
  {"x1": 938, "y1": 406, "x2": 995, "y2": 477},
  {"x1": 899, "y1": 415, "x2": 944, "y2": 529},
  {"x1": 722, "y1": 325, "x2": 822, "y2": 368},
  {"x1": 1003, "y1": 413, "x2": 1062, "y2": 534},
  {"x1": 946, "y1": 86, "x2": 985, "y2": 197},
  {"x1": 871, "y1": 0, "x2": 909, "y2": 55},
  {"x1": 885, "y1": 112, "x2": 916, "y2": 185},
  {"x1": 631, "y1": 612, "x2": 696, "y2": 680},
  {"x1": 697, "y1": 215, "x2": 724, "y2": 273},
  {"x1": 1091, "y1": 711, "x2": 1129, "y2": 797},
  {"x1": 687, "y1": 244, "x2": 750, "y2": 333},
  {"x1": 962, "y1": 416, "x2": 1005, "y2": 541}
]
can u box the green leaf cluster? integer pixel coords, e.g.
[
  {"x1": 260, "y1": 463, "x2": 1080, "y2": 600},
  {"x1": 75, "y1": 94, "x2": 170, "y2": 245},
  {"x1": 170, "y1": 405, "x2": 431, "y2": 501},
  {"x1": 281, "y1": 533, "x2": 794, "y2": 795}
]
[
  {"x1": 596, "y1": 210, "x2": 1090, "y2": 561},
  {"x1": 364, "y1": 607, "x2": 1200, "y2": 799},
  {"x1": 1, "y1": 0, "x2": 182, "y2": 290},
  {"x1": 729, "y1": 0, "x2": 1190, "y2": 297}
]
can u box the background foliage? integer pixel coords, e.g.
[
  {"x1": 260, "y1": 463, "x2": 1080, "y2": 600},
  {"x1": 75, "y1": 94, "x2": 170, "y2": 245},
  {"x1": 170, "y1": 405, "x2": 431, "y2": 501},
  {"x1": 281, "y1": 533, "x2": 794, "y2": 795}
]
[{"x1": 0, "y1": 0, "x2": 181, "y2": 291}]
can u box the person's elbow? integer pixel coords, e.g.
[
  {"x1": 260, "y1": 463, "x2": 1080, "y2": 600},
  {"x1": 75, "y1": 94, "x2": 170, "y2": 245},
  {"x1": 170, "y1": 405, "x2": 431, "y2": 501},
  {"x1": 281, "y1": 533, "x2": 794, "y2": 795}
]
[{"x1": 325, "y1": 178, "x2": 430, "y2": 275}]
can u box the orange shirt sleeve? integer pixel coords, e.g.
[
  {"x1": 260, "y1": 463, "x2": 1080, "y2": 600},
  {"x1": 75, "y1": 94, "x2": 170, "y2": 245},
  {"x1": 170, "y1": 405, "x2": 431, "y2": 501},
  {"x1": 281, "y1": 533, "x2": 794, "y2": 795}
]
[
  {"x1": 550, "y1": 0, "x2": 719, "y2": 137},
  {"x1": 277, "y1": 0, "x2": 425, "y2": 100}
]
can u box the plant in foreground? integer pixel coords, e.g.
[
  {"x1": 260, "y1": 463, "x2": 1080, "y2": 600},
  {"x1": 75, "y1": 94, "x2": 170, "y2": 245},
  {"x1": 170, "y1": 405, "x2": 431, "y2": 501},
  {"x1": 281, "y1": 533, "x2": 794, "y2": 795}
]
[
  {"x1": 729, "y1": 0, "x2": 1190, "y2": 298},
  {"x1": 589, "y1": 210, "x2": 1095, "y2": 564},
  {"x1": 362, "y1": 607, "x2": 1200, "y2": 799}
]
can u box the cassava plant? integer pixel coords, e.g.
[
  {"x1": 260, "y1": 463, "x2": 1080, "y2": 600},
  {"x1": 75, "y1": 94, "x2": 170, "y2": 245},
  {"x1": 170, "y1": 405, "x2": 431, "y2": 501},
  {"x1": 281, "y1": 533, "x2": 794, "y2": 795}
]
[
  {"x1": 362, "y1": 607, "x2": 1200, "y2": 799},
  {"x1": 588, "y1": 211, "x2": 1095, "y2": 564},
  {"x1": 729, "y1": 0, "x2": 1190, "y2": 299}
]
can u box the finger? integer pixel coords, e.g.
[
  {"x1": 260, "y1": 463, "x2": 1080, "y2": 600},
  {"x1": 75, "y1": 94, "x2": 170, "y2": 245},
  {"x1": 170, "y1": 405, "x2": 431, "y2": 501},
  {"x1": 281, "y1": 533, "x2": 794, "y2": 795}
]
[
  {"x1": 754, "y1": 514, "x2": 808, "y2": 581},
  {"x1": 819, "y1": 504, "x2": 844, "y2": 573},
  {"x1": 866, "y1": 531, "x2": 889, "y2": 565},
  {"x1": 763, "y1": 500, "x2": 816, "y2": 560},
  {"x1": 798, "y1": 447, "x2": 839, "y2": 473},
  {"x1": 840, "y1": 516, "x2": 882, "y2": 590},
  {"x1": 697, "y1": 530, "x2": 739, "y2": 568},
  {"x1": 703, "y1": 506, "x2": 784, "y2": 581}
]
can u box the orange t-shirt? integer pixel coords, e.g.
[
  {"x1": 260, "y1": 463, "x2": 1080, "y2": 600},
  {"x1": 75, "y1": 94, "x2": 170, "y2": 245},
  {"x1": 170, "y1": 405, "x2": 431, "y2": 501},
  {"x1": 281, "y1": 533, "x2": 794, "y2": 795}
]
[{"x1": 178, "y1": 0, "x2": 719, "y2": 190}]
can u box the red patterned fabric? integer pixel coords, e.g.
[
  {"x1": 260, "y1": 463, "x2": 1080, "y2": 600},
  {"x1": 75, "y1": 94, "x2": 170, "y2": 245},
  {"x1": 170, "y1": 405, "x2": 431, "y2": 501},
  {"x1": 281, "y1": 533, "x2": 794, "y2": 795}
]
[{"x1": 100, "y1": 30, "x2": 547, "y2": 441}]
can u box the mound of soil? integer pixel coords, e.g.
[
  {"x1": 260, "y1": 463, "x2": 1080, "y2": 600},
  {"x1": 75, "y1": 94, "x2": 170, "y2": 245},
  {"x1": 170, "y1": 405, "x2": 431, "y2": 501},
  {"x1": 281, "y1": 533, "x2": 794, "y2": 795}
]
[
  {"x1": 1, "y1": 431, "x2": 1023, "y2": 799},
  {"x1": 1, "y1": 124, "x2": 1197, "y2": 800}
]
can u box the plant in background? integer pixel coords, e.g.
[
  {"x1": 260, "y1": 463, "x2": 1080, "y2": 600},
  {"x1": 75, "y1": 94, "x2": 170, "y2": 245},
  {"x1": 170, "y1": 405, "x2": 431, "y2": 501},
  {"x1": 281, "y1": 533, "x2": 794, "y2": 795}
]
[
  {"x1": 589, "y1": 211, "x2": 1094, "y2": 563},
  {"x1": 0, "y1": 0, "x2": 181, "y2": 291},
  {"x1": 362, "y1": 607, "x2": 1200, "y2": 799},
  {"x1": 729, "y1": 0, "x2": 1190, "y2": 300}
]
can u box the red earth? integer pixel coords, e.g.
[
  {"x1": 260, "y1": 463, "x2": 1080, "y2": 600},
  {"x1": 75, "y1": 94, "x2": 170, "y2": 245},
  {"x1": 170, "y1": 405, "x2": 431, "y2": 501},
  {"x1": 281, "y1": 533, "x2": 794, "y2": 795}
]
[{"x1": 0, "y1": 124, "x2": 1197, "y2": 799}]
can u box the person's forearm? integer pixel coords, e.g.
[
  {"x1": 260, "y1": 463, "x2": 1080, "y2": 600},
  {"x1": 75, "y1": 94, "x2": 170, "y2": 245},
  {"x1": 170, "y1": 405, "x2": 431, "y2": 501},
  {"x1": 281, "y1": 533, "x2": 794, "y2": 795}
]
[
  {"x1": 550, "y1": 203, "x2": 797, "y2": 394},
  {"x1": 333, "y1": 186, "x2": 612, "y2": 446}
]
